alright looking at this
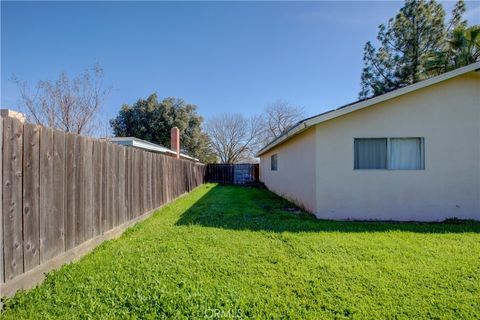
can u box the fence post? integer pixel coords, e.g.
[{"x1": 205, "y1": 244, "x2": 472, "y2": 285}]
[{"x1": 0, "y1": 117, "x2": 3, "y2": 284}]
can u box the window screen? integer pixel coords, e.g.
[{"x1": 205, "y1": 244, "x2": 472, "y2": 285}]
[
  {"x1": 271, "y1": 154, "x2": 278, "y2": 171},
  {"x1": 354, "y1": 138, "x2": 387, "y2": 169}
]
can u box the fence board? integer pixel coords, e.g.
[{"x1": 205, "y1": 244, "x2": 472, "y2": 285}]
[
  {"x1": 101, "y1": 140, "x2": 109, "y2": 234},
  {"x1": 112, "y1": 144, "x2": 119, "y2": 228},
  {"x1": 110, "y1": 145, "x2": 116, "y2": 227},
  {"x1": 152, "y1": 154, "x2": 158, "y2": 208},
  {"x1": 39, "y1": 127, "x2": 54, "y2": 263},
  {"x1": 52, "y1": 129, "x2": 66, "y2": 256},
  {"x1": 132, "y1": 150, "x2": 137, "y2": 218},
  {"x1": 125, "y1": 148, "x2": 131, "y2": 220},
  {"x1": 164, "y1": 157, "x2": 169, "y2": 203},
  {"x1": 2, "y1": 118, "x2": 24, "y2": 280},
  {"x1": 137, "y1": 151, "x2": 140, "y2": 214},
  {"x1": 0, "y1": 118, "x2": 3, "y2": 283},
  {"x1": 83, "y1": 138, "x2": 93, "y2": 240},
  {"x1": 118, "y1": 147, "x2": 126, "y2": 224},
  {"x1": 159, "y1": 156, "x2": 164, "y2": 206},
  {"x1": 65, "y1": 133, "x2": 77, "y2": 250},
  {"x1": 148, "y1": 153, "x2": 153, "y2": 211},
  {"x1": 137, "y1": 149, "x2": 142, "y2": 216},
  {"x1": 93, "y1": 140, "x2": 102, "y2": 236},
  {"x1": 74, "y1": 136, "x2": 85, "y2": 245},
  {"x1": 105, "y1": 144, "x2": 110, "y2": 230},
  {"x1": 139, "y1": 151, "x2": 144, "y2": 215},
  {"x1": 23, "y1": 123, "x2": 40, "y2": 271},
  {"x1": 166, "y1": 158, "x2": 171, "y2": 203}
]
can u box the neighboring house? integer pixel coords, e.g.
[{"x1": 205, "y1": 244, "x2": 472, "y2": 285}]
[
  {"x1": 109, "y1": 127, "x2": 200, "y2": 162},
  {"x1": 256, "y1": 62, "x2": 480, "y2": 221}
]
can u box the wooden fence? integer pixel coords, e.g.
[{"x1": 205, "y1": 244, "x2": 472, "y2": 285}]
[
  {"x1": 206, "y1": 163, "x2": 259, "y2": 184},
  {"x1": 0, "y1": 117, "x2": 205, "y2": 294}
]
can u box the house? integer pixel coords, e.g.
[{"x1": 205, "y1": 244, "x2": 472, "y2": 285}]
[
  {"x1": 256, "y1": 62, "x2": 480, "y2": 221},
  {"x1": 109, "y1": 127, "x2": 200, "y2": 162}
]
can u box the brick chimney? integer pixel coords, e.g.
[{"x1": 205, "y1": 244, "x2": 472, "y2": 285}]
[{"x1": 170, "y1": 127, "x2": 180, "y2": 159}]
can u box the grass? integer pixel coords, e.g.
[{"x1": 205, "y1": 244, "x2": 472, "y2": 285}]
[{"x1": 2, "y1": 184, "x2": 479, "y2": 319}]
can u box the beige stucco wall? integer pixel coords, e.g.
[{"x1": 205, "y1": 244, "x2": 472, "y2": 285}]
[
  {"x1": 260, "y1": 72, "x2": 480, "y2": 221},
  {"x1": 259, "y1": 128, "x2": 316, "y2": 212}
]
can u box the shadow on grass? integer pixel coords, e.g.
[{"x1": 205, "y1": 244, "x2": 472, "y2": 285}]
[{"x1": 176, "y1": 184, "x2": 480, "y2": 234}]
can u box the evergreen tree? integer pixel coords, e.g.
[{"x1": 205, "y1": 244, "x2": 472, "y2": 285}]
[
  {"x1": 360, "y1": 0, "x2": 452, "y2": 98},
  {"x1": 110, "y1": 94, "x2": 217, "y2": 163}
]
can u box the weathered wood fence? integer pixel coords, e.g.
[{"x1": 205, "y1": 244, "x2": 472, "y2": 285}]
[
  {"x1": 206, "y1": 163, "x2": 259, "y2": 184},
  {"x1": 0, "y1": 117, "x2": 205, "y2": 295}
]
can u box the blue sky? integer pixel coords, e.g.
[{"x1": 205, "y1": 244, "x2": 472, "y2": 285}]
[{"x1": 2, "y1": 1, "x2": 479, "y2": 123}]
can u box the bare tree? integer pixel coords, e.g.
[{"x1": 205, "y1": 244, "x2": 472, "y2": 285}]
[
  {"x1": 205, "y1": 113, "x2": 264, "y2": 163},
  {"x1": 13, "y1": 64, "x2": 110, "y2": 135},
  {"x1": 262, "y1": 101, "x2": 305, "y2": 142}
]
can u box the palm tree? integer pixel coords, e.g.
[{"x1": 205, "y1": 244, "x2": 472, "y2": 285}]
[{"x1": 425, "y1": 25, "x2": 480, "y2": 76}]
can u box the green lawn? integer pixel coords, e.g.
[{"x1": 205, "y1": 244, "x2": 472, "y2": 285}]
[{"x1": 2, "y1": 184, "x2": 479, "y2": 319}]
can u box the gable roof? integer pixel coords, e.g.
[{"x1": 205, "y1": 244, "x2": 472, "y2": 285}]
[{"x1": 256, "y1": 62, "x2": 480, "y2": 157}]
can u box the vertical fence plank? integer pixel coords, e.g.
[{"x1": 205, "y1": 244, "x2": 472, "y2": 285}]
[
  {"x1": 125, "y1": 148, "x2": 131, "y2": 221},
  {"x1": 172, "y1": 159, "x2": 176, "y2": 198},
  {"x1": 146, "y1": 153, "x2": 151, "y2": 211},
  {"x1": 131, "y1": 149, "x2": 138, "y2": 218},
  {"x1": 105, "y1": 143, "x2": 112, "y2": 230},
  {"x1": 139, "y1": 151, "x2": 144, "y2": 215},
  {"x1": 131, "y1": 149, "x2": 135, "y2": 217},
  {"x1": 75, "y1": 135, "x2": 86, "y2": 245},
  {"x1": 0, "y1": 118, "x2": 3, "y2": 283},
  {"x1": 23, "y1": 123, "x2": 40, "y2": 271},
  {"x1": 136, "y1": 150, "x2": 141, "y2": 217},
  {"x1": 101, "y1": 140, "x2": 109, "y2": 234},
  {"x1": 112, "y1": 144, "x2": 119, "y2": 227},
  {"x1": 52, "y1": 129, "x2": 66, "y2": 255},
  {"x1": 65, "y1": 133, "x2": 77, "y2": 250},
  {"x1": 118, "y1": 146, "x2": 126, "y2": 224},
  {"x1": 148, "y1": 153, "x2": 152, "y2": 211},
  {"x1": 148, "y1": 153, "x2": 153, "y2": 211},
  {"x1": 143, "y1": 152, "x2": 148, "y2": 213},
  {"x1": 83, "y1": 138, "x2": 93, "y2": 240},
  {"x1": 152, "y1": 154, "x2": 158, "y2": 209},
  {"x1": 164, "y1": 157, "x2": 168, "y2": 203},
  {"x1": 39, "y1": 127, "x2": 54, "y2": 263},
  {"x1": 2, "y1": 117, "x2": 24, "y2": 280},
  {"x1": 159, "y1": 156, "x2": 163, "y2": 205},
  {"x1": 130, "y1": 150, "x2": 136, "y2": 218},
  {"x1": 144, "y1": 152, "x2": 149, "y2": 213},
  {"x1": 166, "y1": 157, "x2": 171, "y2": 203},
  {"x1": 159, "y1": 156, "x2": 164, "y2": 206},
  {"x1": 133, "y1": 149, "x2": 138, "y2": 217},
  {"x1": 107, "y1": 143, "x2": 115, "y2": 229},
  {"x1": 139, "y1": 151, "x2": 143, "y2": 215},
  {"x1": 131, "y1": 149, "x2": 135, "y2": 216},
  {"x1": 92, "y1": 140, "x2": 102, "y2": 236}
]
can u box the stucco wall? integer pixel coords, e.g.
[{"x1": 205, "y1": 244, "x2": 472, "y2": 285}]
[
  {"x1": 259, "y1": 128, "x2": 316, "y2": 212},
  {"x1": 314, "y1": 72, "x2": 479, "y2": 221}
]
